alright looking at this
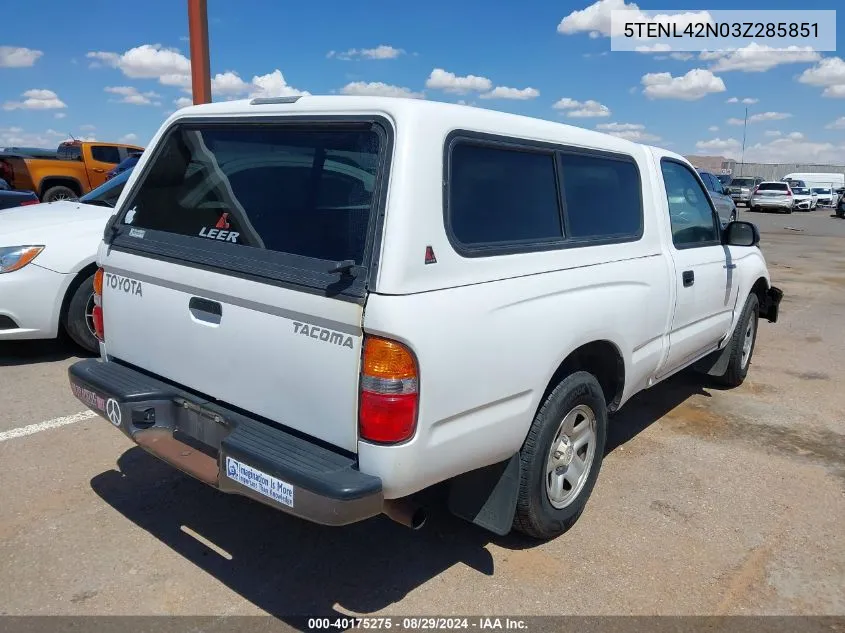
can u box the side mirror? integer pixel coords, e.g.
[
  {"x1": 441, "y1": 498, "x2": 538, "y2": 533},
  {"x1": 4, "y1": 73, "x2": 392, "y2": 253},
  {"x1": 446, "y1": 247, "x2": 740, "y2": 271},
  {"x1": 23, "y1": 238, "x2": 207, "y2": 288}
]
[{"x1": 725, "y1": 220, "x2": 760, "y2": 247}]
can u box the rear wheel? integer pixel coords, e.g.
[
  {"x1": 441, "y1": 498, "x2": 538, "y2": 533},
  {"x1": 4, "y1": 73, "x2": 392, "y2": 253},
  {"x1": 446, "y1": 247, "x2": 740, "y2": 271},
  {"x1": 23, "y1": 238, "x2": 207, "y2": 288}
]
[
  {"x1": 62, "y1": 272, "x2": 99, "y2": 354},
  {"x1": 42, "y1": 185, "x2": 78, "y2": 203},
  {"x1": 512, "y1": 371, "x2": 607, "y2": 540}
]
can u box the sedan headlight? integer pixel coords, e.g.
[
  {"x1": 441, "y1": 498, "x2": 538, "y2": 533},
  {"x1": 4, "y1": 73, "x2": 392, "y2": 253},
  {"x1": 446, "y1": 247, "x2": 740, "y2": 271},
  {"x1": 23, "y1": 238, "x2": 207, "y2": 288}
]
[{"x1": 0, "y1": 246, "x2": 45, "y2": 273}]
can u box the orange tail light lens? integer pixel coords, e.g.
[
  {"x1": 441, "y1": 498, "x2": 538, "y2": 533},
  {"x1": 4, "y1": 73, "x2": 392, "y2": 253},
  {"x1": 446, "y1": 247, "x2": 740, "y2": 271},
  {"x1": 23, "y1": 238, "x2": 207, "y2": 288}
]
[
  {"x1": 92, "y1": 267, "x2": 104, "y2": 341},
  {"x1": 359, "y1": 336, "x2": 418, "y2": 444}
]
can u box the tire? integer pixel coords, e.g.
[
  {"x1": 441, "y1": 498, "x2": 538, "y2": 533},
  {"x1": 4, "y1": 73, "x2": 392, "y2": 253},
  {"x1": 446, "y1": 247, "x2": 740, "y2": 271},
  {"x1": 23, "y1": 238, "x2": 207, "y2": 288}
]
[
  {"x1": 62, "y1": 272, "x2": 99, "y2": 354},
  {"x1": 713, "y1": 293, "x2": 759, "y2": 388},
  {"x1": 42, "y1": 185, "x2": 78, "y2": 203},
  {"x1": 749, "y1": 206, "x2": 757, "y2": 213},
  {"x1": 512, "y1": 371, "x2": 608, "y2": 540},
  {"x1": 784, "y1": 206, "x2": 792, "y2": 214}
]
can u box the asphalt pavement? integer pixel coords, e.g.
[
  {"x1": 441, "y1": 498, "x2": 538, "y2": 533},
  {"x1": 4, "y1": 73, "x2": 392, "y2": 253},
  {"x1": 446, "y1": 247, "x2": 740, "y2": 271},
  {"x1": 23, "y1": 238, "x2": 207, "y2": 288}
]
[{"x1": 1, "y1": 208, "x2": 843, "y2": 620}]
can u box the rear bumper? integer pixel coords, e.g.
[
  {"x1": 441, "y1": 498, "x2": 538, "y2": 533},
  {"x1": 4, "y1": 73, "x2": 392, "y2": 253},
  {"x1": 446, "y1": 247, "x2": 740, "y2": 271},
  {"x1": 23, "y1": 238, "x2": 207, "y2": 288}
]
[
  {"x1": 750, "y1": 198, "x2": 792, "y2": 209},
  {"x1": 68, "y1": 359, "x2": 384, "y2": 526}
]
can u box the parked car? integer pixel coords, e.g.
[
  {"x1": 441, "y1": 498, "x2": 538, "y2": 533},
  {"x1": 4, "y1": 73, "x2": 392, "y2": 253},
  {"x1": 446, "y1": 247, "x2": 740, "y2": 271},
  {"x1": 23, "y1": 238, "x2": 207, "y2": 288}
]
[
  {"x1": 750, "y1": 181, "x2": 794, "y2": 213},
  {"x1": 68, "y1": 96, "x2": 782, "y2": 540},
  {"x1": 727, "y1": 176, "x2": 763, "y2": 207},
  {"x1": 837, "y1": 189, "x2": 845, "y2": 218},
  {"x1": 697, "y1": 168, "x2": 737, "y2": 225},
  {"x1": 790, "y1": 186, "x2": 818, "y2": 211},
  {"x1": 0, "y1": 178, "x2": 39, "y2": 210},
  {"x1": 811, "y1": 187, "x2": 836, "y2": 208},
  {"x1": 106, "y1": 151, "x2": 142, "y2": 180},
  {"x1": 716, "y1": 174, "x2": 732, "y2": 187},
  {"x1": 0, "y1": 140, "x2": 143, "y2": 203},
  {"x1": 0, "y1": 169, "x2": 132, "y2": 353}
]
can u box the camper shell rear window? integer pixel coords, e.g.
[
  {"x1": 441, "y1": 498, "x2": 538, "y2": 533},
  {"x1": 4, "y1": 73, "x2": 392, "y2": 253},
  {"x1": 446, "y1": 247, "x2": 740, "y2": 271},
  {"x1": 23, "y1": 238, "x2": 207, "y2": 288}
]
[{"x1": 110, "y1": 117, "x2": 392, "y2": 300}]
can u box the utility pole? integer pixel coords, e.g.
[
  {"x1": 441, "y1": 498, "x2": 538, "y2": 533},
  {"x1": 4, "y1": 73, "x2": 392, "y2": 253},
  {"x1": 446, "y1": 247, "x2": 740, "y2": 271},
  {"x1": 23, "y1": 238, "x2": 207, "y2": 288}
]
[
  {"x1": 188, "y1": 0, "x2": 211, "y2": 104},
  {"x1": 739, "y1": 106, "x2": 748, "y2": 177}
]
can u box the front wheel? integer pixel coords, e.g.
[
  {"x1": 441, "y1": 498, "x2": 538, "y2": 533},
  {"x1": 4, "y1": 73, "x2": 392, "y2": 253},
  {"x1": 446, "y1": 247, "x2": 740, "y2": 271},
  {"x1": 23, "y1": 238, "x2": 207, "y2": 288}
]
[
  {"x1": 62, "y1": 273, "x2": 99, "y2": 354},
  {"x1": 512, "y1": 371, "x2": 607, "y2": 540},
  {"x1": 713, "y1": 293, "x2": 759, "y2": 388}
]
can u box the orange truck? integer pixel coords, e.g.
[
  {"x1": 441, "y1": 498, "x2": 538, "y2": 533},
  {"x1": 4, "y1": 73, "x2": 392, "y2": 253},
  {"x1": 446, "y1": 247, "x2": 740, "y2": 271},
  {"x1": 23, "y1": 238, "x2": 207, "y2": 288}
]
[{"x1": 0, "y1": 140, "x2": 144, "y2": 202}]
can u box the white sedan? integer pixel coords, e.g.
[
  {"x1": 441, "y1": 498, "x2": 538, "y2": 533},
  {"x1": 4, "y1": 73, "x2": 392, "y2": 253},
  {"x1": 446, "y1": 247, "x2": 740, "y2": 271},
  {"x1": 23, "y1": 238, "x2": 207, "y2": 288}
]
[{"x1": 0, "y1": 170, "x2": 130, "y2": 353}]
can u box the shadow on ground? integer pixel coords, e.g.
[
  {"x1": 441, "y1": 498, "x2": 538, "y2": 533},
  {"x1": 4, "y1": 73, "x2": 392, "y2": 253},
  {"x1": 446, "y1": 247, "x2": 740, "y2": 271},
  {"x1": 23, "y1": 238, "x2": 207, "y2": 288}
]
[
  {"x1": 90, "y1": 371, "x2": 709, "y2": 625},
  {"x1": 0, "y1": 337, "x2": 92, "y2": 367}
]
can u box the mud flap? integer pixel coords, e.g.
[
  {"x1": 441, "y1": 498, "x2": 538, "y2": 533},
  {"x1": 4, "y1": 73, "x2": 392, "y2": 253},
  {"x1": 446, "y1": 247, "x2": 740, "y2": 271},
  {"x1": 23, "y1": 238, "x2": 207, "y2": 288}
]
[
  {"x1": 760, "y1": 286, "x2": 783, "y2": 323},
  {"x1": 447, "y1": 454, "x2": 521, "y2": 536},
  {"x1": 693, "y1": 344, "x2": 732, "y2": 378}
]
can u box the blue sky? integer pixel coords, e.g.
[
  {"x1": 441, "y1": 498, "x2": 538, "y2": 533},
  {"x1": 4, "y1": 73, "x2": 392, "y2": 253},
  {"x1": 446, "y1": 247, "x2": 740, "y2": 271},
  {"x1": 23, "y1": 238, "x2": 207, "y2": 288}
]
[{"x1": 2, "y1": 0, "x2": 844, "y2": 164}]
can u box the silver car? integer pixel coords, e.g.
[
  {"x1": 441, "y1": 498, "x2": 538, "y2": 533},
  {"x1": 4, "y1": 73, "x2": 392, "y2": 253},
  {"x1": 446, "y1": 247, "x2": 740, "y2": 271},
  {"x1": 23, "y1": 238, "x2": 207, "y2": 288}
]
[
  {"x1": 750, "y1": 181, "x2": 794, "y2": 214},
  {"x1": 728, "y1": 176, "x2": 763, "y2": 206},
  {"x1": 812, "y1": 187, "x2": 836, "y2": 207},
  {"x1": 697, "y1": 169, "x2": 738, "y2": 225}
]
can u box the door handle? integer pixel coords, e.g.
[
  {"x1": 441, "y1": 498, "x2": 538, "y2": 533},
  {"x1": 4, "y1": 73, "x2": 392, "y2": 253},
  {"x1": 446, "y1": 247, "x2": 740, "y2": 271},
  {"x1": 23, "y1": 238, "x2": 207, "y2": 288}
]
[
  {"x1": 682, "y1": 270, "x2": 695, "y2": 287},
  {"x1": 189, "y1": 297, "x2": 222, "y2": 324},
  {"x1": 92, "y1": 168, "x2": 105, "y2": 173}
]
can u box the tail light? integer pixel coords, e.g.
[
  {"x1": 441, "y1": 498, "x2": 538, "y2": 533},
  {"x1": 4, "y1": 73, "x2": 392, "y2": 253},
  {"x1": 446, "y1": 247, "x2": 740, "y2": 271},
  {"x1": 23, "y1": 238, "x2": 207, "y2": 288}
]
[
  {"x1": 752, "y1": 186, "x2": 759, "y2": 195},
  {"x1": 785, "y1": 188, "x2": 792, "y2": 197},
  {"x1": 92, "y1": 267, "x2": 104, "y2": 342},
  {"x1": 20, "y1": 199, "x2": 39, "y2": 206},
  {"x1": 359, "y1": 336, "x2": 418, "y2": 444}
]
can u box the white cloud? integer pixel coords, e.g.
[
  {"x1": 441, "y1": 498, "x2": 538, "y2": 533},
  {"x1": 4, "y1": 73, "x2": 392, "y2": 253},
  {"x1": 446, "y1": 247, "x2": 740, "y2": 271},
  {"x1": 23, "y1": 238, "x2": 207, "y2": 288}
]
[
  {"x1": 479, "y1": 86, "x2": 540, "y2": 100},
  {"x1": 708, "y1": 125, "x2": 719, "y2": 132},
  {"x1": 174, "y1": 97, "x2": 194, "y2": 108},
  {"x1": 726, "y1": 111, "x2": 791, "y2": 125},
  {"x1": 3, "y1": 89, "x2": 67, "y2": 111},
  {"x1": 641, "y1": 68, "x2": 725, "y2": 100},
  {"x1": 119, "y1": 133, "x2": 138, "y2": 143},
  {"x1": 669, "y1": 52, "x2": 692, "y2": 61},
  {"x1": 744, "y1": 135, "x2": 845, "y2": 164},
  {"x1": 694, "y1": 133, "x2": 845, "y2": 163},
  {"x1": 211, "y1": 71, "x2": 251, "y2": 95},
  {"x1": 328, "y1": 45, "x2": 405, "y2": 61},
  {"x1": 553, "y1": 97, "x2": 611, "y2": 118},
  {"x1": 0, "y1": 126, "x2": 84, "y2": 149},
  {"x1": 0, "y1": 46, "x2": 44, "y2": 68},
  {"x1": 764, "y1": 130, "x2": 782, "y2": 137},
  {"x1": 827, "y1": 117, "x2": 845, "y2": 130},
  {"x1": 695, "y1": 137, "x2": 741, "y2": 155},
  {"x1": 798, "y1": 56, "x2": 845, "y2": 98},
  {"x1": 425, "y1": 68, "x2": 492, "y2": 94},
  {"x1": 88, "y1": 44, "x2": 190, "y2": 77},
  {"x1": 726, "y1": 97, "x2": 738, "y2": 103},
  {"x1": 105, "y1": 85, "x2": 162, "y2": 106},
  {"x1": 557, "y1": 0, "x2": 710, "y2": 39},
  {"x1": 249, "y1": 69, "x2": 309, "y2": 98},
  {"x1": 726, "y1": 96, "x2": 758, "y2": 104},
  {"x1": 701, "y1": 44, "x2": 820, "y2": 73},
  {"x1": 596, "y1": 122, "x2": 660, "y2": 142},
  {"x1": 340, "y1": 81, "x2": 424, "y2": 99},
  {"x1": 54, "y1": 112, "x2": 66, "y2": 119}
]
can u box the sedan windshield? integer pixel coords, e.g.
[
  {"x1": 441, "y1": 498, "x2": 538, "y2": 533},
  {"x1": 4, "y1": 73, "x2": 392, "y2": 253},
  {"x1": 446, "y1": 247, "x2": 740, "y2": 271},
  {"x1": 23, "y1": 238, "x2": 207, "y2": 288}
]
[
  {"x1": 79, "y1": 168, "x2": 132, "y2": 207},
  {"x1": 812, "y1": 188, "x2": 831, "y2": 194}
]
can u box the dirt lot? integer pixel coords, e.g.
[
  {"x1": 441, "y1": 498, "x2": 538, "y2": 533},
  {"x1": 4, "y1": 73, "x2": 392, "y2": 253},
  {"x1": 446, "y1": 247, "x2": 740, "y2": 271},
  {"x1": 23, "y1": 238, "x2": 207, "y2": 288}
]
[{"x1": 0, "y1": 208, "x2": 843, "y2": 620}]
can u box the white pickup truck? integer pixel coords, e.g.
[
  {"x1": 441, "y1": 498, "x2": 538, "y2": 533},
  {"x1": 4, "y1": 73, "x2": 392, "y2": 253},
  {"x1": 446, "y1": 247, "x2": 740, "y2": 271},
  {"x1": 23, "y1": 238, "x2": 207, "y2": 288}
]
[{"x1": 68, "y1": 96, "x2": 782, "y2": 540}]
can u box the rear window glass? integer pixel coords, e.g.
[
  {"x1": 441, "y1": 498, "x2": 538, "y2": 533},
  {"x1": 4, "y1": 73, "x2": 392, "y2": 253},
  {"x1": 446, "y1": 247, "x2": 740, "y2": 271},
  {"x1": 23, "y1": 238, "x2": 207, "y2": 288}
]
[
  {"x1": 758, "y1": 183, "x2": 787, "y2": 191},
  {"x1": 122, "y1": 124, "x2": 382, "y2": 264},
  {"x1": 731, "y1": 178, "x2": 755, "y2": 187}
]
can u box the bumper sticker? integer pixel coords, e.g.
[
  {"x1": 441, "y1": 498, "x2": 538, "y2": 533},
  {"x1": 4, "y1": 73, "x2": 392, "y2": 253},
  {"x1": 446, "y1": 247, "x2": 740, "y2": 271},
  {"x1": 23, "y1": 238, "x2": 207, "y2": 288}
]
[
  {"x1": 71, "y1": 383, "x2": 106, "y2": 412},
  {"x1": 225, "y1": 456, "x2": 294, "y2": 508}
]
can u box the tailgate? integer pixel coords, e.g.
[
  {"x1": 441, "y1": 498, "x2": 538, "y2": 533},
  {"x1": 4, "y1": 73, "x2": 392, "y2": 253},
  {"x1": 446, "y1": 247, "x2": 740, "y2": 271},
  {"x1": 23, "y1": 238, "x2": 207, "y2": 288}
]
[{"x1": 99, "y1": 116, "x2": 391, "y2": 453}]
